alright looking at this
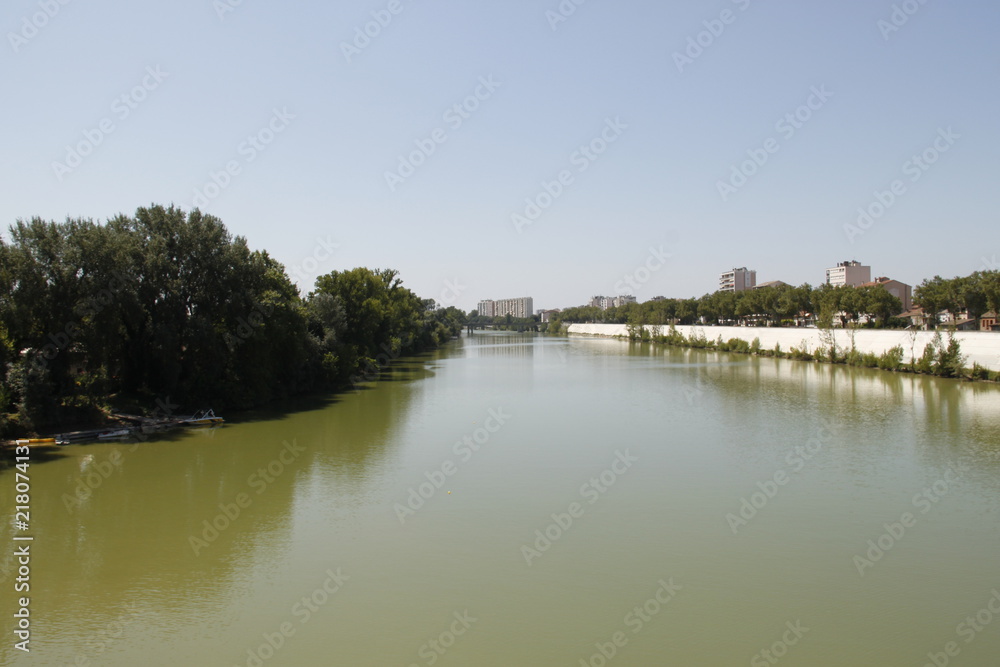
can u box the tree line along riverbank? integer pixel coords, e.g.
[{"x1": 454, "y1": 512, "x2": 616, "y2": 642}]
[
  {"x1": 550, "y1": 271, "x2": 1000, "y2": 331},
  {"x1": 0, "y1": 205, "x2": 466, "y2": 439}
]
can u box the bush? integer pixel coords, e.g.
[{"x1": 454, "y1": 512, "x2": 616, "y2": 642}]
[
  {"x1": 969, "y1": 363, "x2": 991, "y2": 381},
  {"x1": 750, "y1": 337, "x2": 762, "y2": 355},
  {"x1": 878, "y1": 346, "x2": 904, "y2": 371},
  {"x1": 860, "y1": 352, "x2": 879, "y2": 368},
  {"x1": 934, "y1": 335, "x2": 966, "y2": 378},
  {"x1": 724, "y1": 338, "x2": 751, "y2": 354},
  {"x1": 686, "y1": 330, "x2": 711, "y2": 349},
  {"x1": 663, "y1": 325, "x2": 684, "y2": 346},
  {"x1": 788, "y1": 346, "x2": 813, "y2": 361},
  {"x1": 915, "y1": 342, "x2": 936, "y2": 374}
]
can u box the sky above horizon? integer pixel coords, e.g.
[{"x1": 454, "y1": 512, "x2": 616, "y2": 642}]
[{"x1": 3, "y1": 0, "x2": 998, "y2": 312}]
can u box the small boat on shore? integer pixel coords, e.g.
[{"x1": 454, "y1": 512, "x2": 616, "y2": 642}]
[
  {"x1": 6, "y1": 439, "x2": 65, "y2": 449},
  {"x1": 178, "y1": 409, "x2": 224, "y2": 427},
  {"x1": 97, "y1": 429, "x2": 132, "y2": 440}
]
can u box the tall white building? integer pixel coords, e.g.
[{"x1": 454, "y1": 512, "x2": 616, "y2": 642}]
[
  {"x1": 480, "y1": 297, "x2": 534, "y2": 318},
  {"x1": 613, "y1": 295, "x2": 636, "y2": 308},
  {"x1": 826, "y1": 260, "x2": 871, "y2": 287},
  {"x1": 477, "y1": 300, "x2": 496, "y2": 317},
  {"x1": 590, "y1": 295, "x2": 636, "y2": 310},
  {"x1": 719, "y1": 267, "x2": 757, "y2": 292}
]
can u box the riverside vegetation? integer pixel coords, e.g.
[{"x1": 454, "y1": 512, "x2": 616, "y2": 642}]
[
  {"x1": 0, "y1": 205, "x2": 466, "y2": 438},
  {"x1": 616, "y1": 323, "x2": 996, "y2": 382}
]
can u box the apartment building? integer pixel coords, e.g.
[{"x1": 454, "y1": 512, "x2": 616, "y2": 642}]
[
  {"x1": 719, "y1": 267, "x2": 757, "y2": 292},
  {"x1": 826, "y1": 260, "x2": 871, "y2": 287},
  {"x1": 479, "y1": 297, "x2": 534, "y2": 319},
  {"x1": 477, "y1": 300, "x2": 496, "y2": 317},
  {"x1": 590, "y1": 295, "x2": 637, "y2": 310}
]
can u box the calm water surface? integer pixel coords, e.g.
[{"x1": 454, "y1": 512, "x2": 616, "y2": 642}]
[{"x1": 3, "y1": 332, "x2": 1000, "y2": 666}]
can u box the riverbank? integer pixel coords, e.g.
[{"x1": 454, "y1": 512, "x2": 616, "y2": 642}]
[{"x1": 566, "y1": 323, "x2": 1000, "y2": 376}]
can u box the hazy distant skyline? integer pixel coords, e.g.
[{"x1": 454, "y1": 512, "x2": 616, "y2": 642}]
[{"x1": 3, "y1": 0, "x2": 998, "y2": 311}]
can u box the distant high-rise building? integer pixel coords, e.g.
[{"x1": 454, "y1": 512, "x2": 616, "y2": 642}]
[
  {"x1": 613, "y1": 295, "x2": 636, "y2": 308},
  {"x1": 826, "y1": 260, "x2": 871, "y2": 287},
  {"x1": 590, "y1": 295, "x2": 636, "y2": 310},
  {"x1": 719, "y1": 267, "x2": 757, "y2": 292},
  {"x1": 479, "y1": 297, "x2": 533, "y2": 318}
]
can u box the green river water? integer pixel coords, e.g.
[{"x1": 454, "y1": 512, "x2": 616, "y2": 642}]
[{"x1": 2, "y1": 332, "x2": 1000, "y2": 666}]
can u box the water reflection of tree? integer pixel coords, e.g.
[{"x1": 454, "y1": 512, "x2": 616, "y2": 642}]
[
  {"x1": 681, "y1": 347, "x2": 1000, "y2": 462},
  {"x1": 0, "y1": 350, "x2": 437, "y2": 661}
]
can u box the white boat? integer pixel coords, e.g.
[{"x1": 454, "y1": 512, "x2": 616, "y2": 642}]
[
  {"x1": 97, "y1": 429, "x2": 131, "y2": 440},
  {"x1": 179, "y1": 409, "x2": 224, "y2": 426}
]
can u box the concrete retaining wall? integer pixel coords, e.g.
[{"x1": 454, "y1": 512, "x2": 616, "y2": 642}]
[{"x1": 566, "y1": 323, "x2": 1000, "y2": 372}]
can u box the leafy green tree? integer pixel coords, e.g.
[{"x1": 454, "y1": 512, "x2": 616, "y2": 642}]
[
  {"x1": 981, "y1": 271, "x2": 1000, "y2": 317},
  {"x1": 0, "y1": 206, "x2": 464, "y2": 431},
  {"x1": 862, "y1": 286, "x2": 903, "y2": 326},
  {"x1": 955, "y1": 273, "x2": 989, "y2": 325},
  {"x1": 914, "y1": 276, "x2": 955, "y2": 328}
]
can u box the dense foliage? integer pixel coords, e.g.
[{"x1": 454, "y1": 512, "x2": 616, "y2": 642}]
[
  {"x1": 466, "y1": 313, "x2": 539, "y2": 332},
  {"x1": 0, "y1": 205, "x2": 465, "y2": 436},
  {"x1": 914, "y1": 272, "x2": 1000, "y2": 324}
]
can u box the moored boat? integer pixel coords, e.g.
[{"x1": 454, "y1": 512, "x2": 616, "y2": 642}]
[
  {"x1": 97, "y1": 429, "x2": 132, "y2": 440},
  {"x1": 178, "y1": 409, "x2": 224, "y2": 426}
]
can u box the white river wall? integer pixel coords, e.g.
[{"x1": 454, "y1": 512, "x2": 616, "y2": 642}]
[{"x1": 566, "y1": 323, "x2": 1000, "y2": 372}]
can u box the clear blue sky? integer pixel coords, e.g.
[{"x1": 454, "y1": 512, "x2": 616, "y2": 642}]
[{"x1": 3, "y1": 0, "x2": 998, "y2": 311}]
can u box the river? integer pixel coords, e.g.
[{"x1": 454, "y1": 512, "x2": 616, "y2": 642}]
[{"x1": 3, "y1": 332, "x2": 1000, "y2": 666}]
